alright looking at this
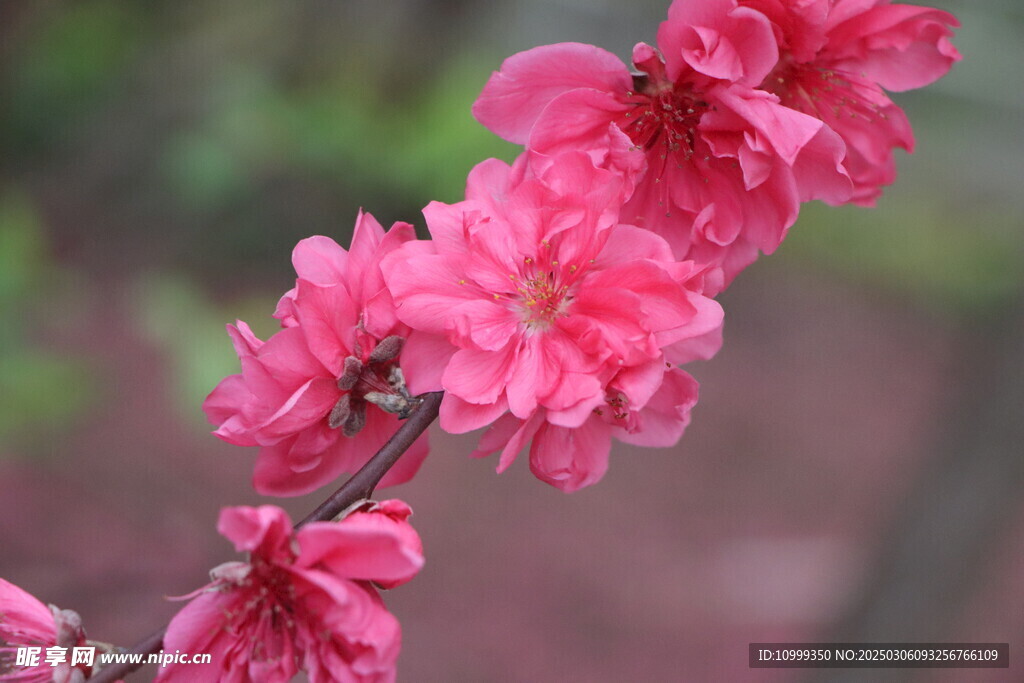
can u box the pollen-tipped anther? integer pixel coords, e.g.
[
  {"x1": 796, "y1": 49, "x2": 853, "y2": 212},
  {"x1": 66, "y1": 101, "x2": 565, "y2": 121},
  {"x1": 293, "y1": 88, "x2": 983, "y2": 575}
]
[
  {"x1": 328, "y1": 393, "x2": 352, "y2": 429},
  {"x1": 337, "y1": 356, "x2": 363, "y2": 390},
  {"x1": 369, "y1": 335, "x2": 405, "y2": 364}
]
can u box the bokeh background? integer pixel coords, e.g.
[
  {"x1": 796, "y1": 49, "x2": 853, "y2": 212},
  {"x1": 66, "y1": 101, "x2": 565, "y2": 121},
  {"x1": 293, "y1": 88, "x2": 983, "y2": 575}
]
[{"x1": 1, "y1": 1, "x2": 1021, "y2": 681}]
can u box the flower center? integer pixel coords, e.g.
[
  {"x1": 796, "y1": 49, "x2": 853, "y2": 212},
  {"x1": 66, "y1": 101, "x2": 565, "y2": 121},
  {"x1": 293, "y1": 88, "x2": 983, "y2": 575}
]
[
  {"x1": 593, "y1": 392, "x2": 630, "y2": 420},
  {"x1": 765, "y1": 61, "x2": 886, "y2": 127},
  {"x1": 510, "y1": 254, "x2": 579, "y2": 330},
  {"x1": 328, "y1": 335, "x2": 419, "y2": 437},
  {"x1": 621, "y1": 75, "x2": 707, "y2": 161},
  {"x1": 616, "y1": 73, "x2": 712, "y2": 221},
  {"x1": 229, "y1": 561, "x2": 300, "y2": 657},
  {"x1": 592, "y1": 391, "x2": 641, "y2": 432}
]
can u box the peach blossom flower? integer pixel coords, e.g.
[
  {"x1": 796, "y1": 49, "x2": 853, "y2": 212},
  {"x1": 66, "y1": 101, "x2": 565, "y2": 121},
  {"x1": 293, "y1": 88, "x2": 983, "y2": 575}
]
[
  {"x1": 744, "y1": 0, "x2": 960, "y2": 204},
  {"x1": 157, "y1": 501, "x2": 423, "y2": 683},
  {"x1": 204, "y1": 212, "x2": 429, "y2": 496},
  {"x1": 384, "y1": 153, "x2": 722, "y2": 490}
]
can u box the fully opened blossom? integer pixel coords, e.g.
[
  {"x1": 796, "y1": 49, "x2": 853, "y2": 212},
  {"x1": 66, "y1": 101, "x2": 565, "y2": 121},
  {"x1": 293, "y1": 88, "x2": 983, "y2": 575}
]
[
  {"x1": 383, "y1": 153, "x2": 723, "y2": 490},
  {"x1": 473, "y1": 0, "x2": 852, "y2": 291},
  {"x1": 203, "y1": 212, "x2": 430, "y2": 496},
  {"x1": 0, "y1": 578, "x2": 90, "y2": 682},
  {"x1": 157, "y1": 501, "x2": 423, "y2": 683},
  {"x1": 742, "y1": 0, "x2": 960, "y2": 204}
]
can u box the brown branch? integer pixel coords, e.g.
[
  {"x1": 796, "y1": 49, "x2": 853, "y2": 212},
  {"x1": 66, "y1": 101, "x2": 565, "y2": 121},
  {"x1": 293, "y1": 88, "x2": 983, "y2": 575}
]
[
  {"x1": 89, "y1": 391, "x2": 443, "y2": 682},
  {"x1": 297, "y1": 391, "x2": 443, "y2": 525},
  {"x1": 89, "y1": 628, "x2": 165, "y2": 683}
]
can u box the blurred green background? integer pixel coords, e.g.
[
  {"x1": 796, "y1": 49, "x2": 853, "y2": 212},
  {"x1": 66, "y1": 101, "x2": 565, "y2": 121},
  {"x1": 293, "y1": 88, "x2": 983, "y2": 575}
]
[{"x1": 0, "y1": 1, "x2": 1021, "y2": 681}]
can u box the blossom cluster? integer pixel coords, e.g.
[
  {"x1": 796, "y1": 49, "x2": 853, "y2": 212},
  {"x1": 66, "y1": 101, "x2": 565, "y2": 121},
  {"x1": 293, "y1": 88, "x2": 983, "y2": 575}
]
[
  {"x1": 203, "y1": 0, "x2": 958, "y2": 497},
  {"x1": 474, "y1": 0, "x2": 958, "y2": 289},
  {"x1": 1, "y1": 1, "x2": 958, "y2": 681}
]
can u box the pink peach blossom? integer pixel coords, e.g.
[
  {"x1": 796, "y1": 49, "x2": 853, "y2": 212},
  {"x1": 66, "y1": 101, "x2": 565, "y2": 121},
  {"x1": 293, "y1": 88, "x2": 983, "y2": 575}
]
[
  {"x1": 204, "y1": 211, "x2": 430, "y2": 496},
  {"x1": 473, "y1": 0, "x2": 852, "y2": 291},
  {"x1": 157, "y1": 501, "x2": 423, "y2": 683},
  {"x1": 743, "y1": 0, "x2": 960, "y2": 204},
  {"x1": 472, "y1": 367, "x2": 701, "y2": 492},
  {"x1": 383, "y1": 153, "x2": 722, "y2": 489},
  {"x1": 0, "y1": 578, "x2": 90, "y2": 682}
]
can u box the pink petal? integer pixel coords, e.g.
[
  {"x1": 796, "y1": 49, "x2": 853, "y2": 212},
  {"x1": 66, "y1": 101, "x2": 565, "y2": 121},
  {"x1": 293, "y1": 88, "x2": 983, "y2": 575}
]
[
  {"x1": 217, "y1": 505, "x2": 294, "y2": 557},
  {"x1": 616, "y1": 368, "x2": 699, "y2": 447},
  {"x1": 592, "y1": 224, "x2": 676, "y2": 268},
  {"x1": 523, "y1": 331, "x2": 607, "y2": 413},
  {"x1": 297, "y1": 504, "x2": 423, "y2": 588},
  {"x1": 496, "y1": 411, "x2": 544, "y2": 473},
  {"x1": 660, "y1": 0, "x2": 779, "y2": 86},
  {"x1": 203, "y1": 374, "x2": 258, "y2": 445},
  {"x1": 420, "y1": 201, "x2": 471, "y2": 256},
  {"x1": 473, "y1": 42, "x2": 633, "y2": 143},
  {"x1": 464, "y1": 157, "x2": 516, "y2": 210},
  {"x1": 560, "y1": 286, "x2": 656, "y2": 363},
  {"x1": 442, "y1": 344, "x2": 518, "y2": 406},
  {"x1": 448, "y1": 299, "x2": 521, "y2": 352},
  {"x1": 0, "y1": 577, "x2": 57, "y2": 644},
  {"x1": 660, "y1": 292, "x2": 725, "y2": 361},
  {"x1": 609, "y1": 360, "x2": 667, "y2": 412},
  {"x1": 344, "y1": 210, "x2": 386, "y2": 293},
  {"x1": 463, "y1": 228, "x2": 522, "y2": 297},
  {"x1": 503, "y1": 335, "x2": 547, "y2": 418},
  {"x1": 438, "y1": 393, "x2": 509, "y2": 434},
  {"x1": 292, "y1": 280, "x2": 359, "y2": 377},
  {"x1": 252, "y1": 433, "x2": 348, "y2": 498},
  {"x1": 587, "y1": 259, "x2": 696, "y2": 335},
  {"x1": 291, "y1": 235, "x2": 348, "y2": 285},
  {"x1": 706, "y1": 85, "x2": 822, "y2": 167},
  {"x1": 826, "y1": 3, "x2": 961, "y2": 91},
  {"x1": 528, "y1": 420, "x2": 613, "y2": 492},
  {"x1": 158, "y1": 590, "x2": 256, "y2": 683},
  {"x1": 469, "y1": 411, "x2": 545, "y2": 473},
  {"x1": 469, "y1": 412, "x2": 523, "y2": 459},
  {"x1": 385, "y1": 253, "x2": 480, "y2": 338},
  {"x1": 226, "y1": 320, "x2": 263, "y2": 357},
  {"x1": 399, "y1": 331, "x2": 456, "y2": 395},
  {"x1": 789, "y1": 121, "x2": 853, "y2": 205},
  {"x1": 545, "y1": 391, "x2": 606, "y2": 429},
  {"x1": 252, "y1": 377, "x2": 338, "y2": 445},
  {"x1": 528, "y1": 89, "x2": 637, "y2": 182},
  {"x1": 360, "y1": 287, "x2": 403, "y2": 341},
  {"x1": 255, "y1": 324, "x2": 333, "y2": 388},
  {"x1": 291, "y1": 574, "x2": 399, "y2": 679}
]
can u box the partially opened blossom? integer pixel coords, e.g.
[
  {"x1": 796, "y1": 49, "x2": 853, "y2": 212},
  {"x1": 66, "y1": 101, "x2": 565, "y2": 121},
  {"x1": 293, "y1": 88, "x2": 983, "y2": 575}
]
[
  {"x1": 204, "y1": 212, "x2": 430, "y2": 496},
  {"x1": 0, "y1": 578, "x2": 90, "y2": 682},
  {"x1": 383, "y1": 153, "x2": 723, "y2": 490},
  {"x1": 157, "y1": 501, "x2": 423, "y2": 683},
  {"x1": 742, "y1": 0, "x2": 960, "y2": 204},
  {"x1": 473, "y1": 0, "x2": 852, "y2": 290}
]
